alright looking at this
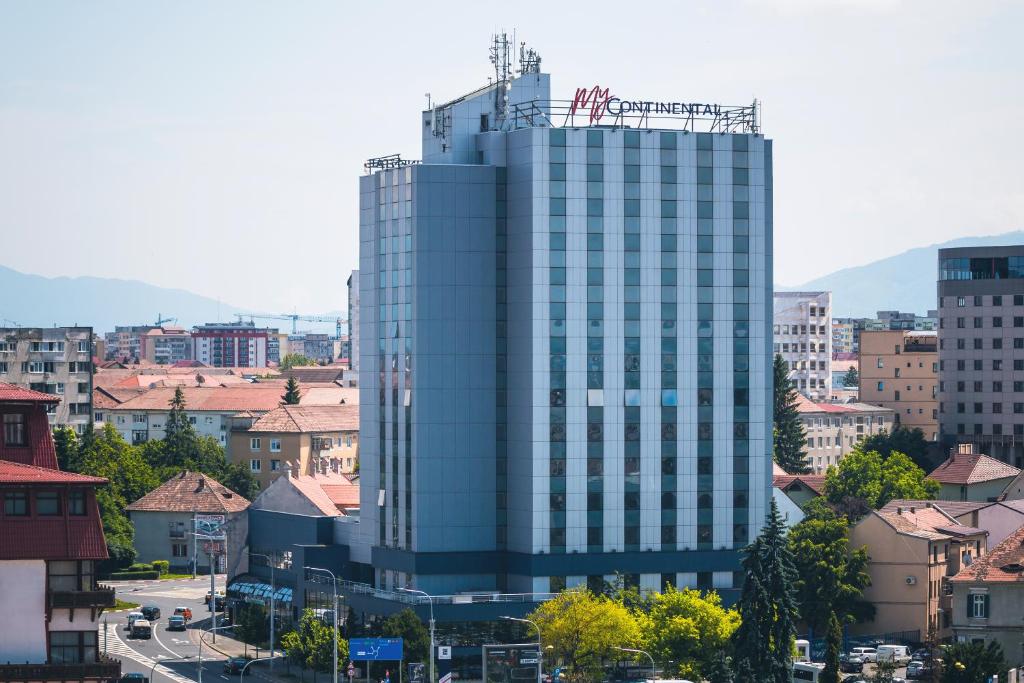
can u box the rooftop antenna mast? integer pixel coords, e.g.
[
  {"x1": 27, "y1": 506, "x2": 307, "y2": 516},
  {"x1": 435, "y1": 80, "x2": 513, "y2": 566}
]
[
  {"x1": 490, "y1": 32, "x2": 512, "y2": 126},
  {"x1": 518, "y1": 42, "x2": 541, "y2": 75}
]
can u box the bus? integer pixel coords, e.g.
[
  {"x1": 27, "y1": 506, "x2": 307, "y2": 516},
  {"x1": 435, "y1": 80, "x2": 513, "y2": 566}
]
[{"x1": 792, "y1": 662, "x2": 824, "y2": 683}]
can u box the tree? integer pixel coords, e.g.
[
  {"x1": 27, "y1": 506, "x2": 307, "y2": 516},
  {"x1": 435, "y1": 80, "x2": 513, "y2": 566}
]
[
  {"x1": 282, "y1": 376, "x2": 302, "y2": 405},
  {"x1": 53, "y1": 426, "x2": 79, "y2": 471},
  {"x1": 529, "y1": 589, "x2": 640, "y2": 682},
  {"x1": 940, "y1": 641, "x2": 1006, "y2": 683},
  {"x1": 637, "y1": 586, "x2": 739, "y2": 681},
  {"x1": 824, "y1": 446, "x2": 938, "y2": 513},
  {"x1": 731, "y1": 499, "x2": 800, "y2": 683},
  {"x1": 819, "y1": 612, "x2": 842, "y2": 683},
  {"x1": 220, "y1": 462, "x2": 260, "y2": 500},
  {"x1": 773, "y1": 354, "x2": 811, "y2": 474},
  {"x1": 162, "y1": 387, "x2": 197, "y2": 467},
  {"x1": 280, "y1": 354, "x2": 315, "y2": 370},
  {"x1": 281, "y1": 609, "x2": 347, "y2": 672},
  {"x1": 235, "y1": 603, "x2": 270, "y2": 651},
  {"x1": 860, "y1": 426, "x2": 932, "y2": 472},
  {"x1": 379, "y1": 609, "x2": 430, "y2": 666},
  {"x1": 787, "y1": 505, "x2": 873, "y2": 634},
  {"x1": 842, "y1": 366, "x2": 859, "y2": 388}
]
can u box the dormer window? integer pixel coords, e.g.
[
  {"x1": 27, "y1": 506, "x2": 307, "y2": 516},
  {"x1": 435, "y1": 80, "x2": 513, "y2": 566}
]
[{"x1": 2, "y1": 413, "x2": 26, "y2": 446}]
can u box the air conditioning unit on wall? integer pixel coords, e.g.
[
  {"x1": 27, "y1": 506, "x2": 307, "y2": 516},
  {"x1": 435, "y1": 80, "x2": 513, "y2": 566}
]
[{"x1": 906, "y1": 575, "x2": 917, "y2": 585}]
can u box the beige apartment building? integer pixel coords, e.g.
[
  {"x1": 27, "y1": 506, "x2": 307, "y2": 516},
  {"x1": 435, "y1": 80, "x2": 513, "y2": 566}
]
[
  {"x1": 795, "y1": 394, "x2": 894, "y2": 473},
  {"x1": 230, "y1": 404, "x2": 359, "y2": 489},
  {"x1": 850, "y1": 505, "x2": 987, "y2": 641},
  {"x1": 860, "y1": 330, "x2": 939, "y2": 441}
]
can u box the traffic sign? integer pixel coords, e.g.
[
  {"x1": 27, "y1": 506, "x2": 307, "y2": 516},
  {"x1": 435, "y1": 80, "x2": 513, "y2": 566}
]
[
  {"x1": 437, "y1": 646, "x2": 451, "y2": 660},
  {"x1": 349, "y1": 638, "x2": 404, "y2": 661}
]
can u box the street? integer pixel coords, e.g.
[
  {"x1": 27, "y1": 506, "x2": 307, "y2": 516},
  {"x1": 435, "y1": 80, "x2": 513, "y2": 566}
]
[{"x1": 105, "y1": 576, "x2": 233, "y2": 683}]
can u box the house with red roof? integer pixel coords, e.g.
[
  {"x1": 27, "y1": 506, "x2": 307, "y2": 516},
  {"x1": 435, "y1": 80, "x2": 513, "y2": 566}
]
[
  {"x1": 792, "y1": 393, "x2": 894, "y2": 473},
  {"x1": 950, "y1": 523, "x2": 1024, "y2": 665},
  {"x1": 0, "y1": 383, "x2": 120, "y2": 683},
  {"x1": 927, "y1": 444, "x2": 1021, "y2": 503}
]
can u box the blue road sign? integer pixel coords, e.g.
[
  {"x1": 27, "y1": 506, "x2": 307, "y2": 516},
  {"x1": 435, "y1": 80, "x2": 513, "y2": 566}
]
[{"x1": 349, "y1": 638, "x2": 404, "y2": 661}]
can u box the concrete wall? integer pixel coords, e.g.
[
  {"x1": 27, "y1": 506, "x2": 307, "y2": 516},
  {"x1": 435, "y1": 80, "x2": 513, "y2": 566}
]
[
  {"x1": 129, "y1": 509, "x2": 247, "y2": 573},
  {"x1": 952, "y1": 582, "x2": 1024, "y2": 669},
  {"x1": 937, "y1": 478, "x2": 1015, "y2": 503},
  {"x1": 0, "y1": 559, "x2": 46, "y2": 663},
  {"x1": 859, "y1": 330, "x2": 938, "y2": 440}
]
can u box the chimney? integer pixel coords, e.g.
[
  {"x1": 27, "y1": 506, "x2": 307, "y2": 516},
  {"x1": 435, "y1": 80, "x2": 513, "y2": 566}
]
[
  {"x1": 910, "y1": 506, "x2": 916, "y2": 514},
  {"x1": 897, "y1": 507, "x2": 903, "y2": 515}
]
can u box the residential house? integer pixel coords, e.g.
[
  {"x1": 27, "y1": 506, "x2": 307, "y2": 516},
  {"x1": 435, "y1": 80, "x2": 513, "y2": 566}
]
[
  {"x1": 884, "y1": 499, "x2": 1024, "y2": 551},
  {"x1": 0, "y1": 383, "x2": 120, "y2": 683},
  {"x1": 773, "y1": 291, "x2": 833, "y2": 400},
  {"x1": 950, "y1": 523, "x2": 1024, "y2": 667},
  {"x1": 794, "y1": 394, "x2": 894, "y2": 473},
  {"x1": 849, "y1": 505, "x2": 988, "y2": 640},
  {"x1": 229, "y1": 404, "x2": 359, "y2": 489},
  {"x1": 772, "y1": 473, "x2": 826, "y2": 509},
  {"x1": 125, "y1": 471, "x2": 249, "y2": 574},
  {"x1": 927, "y1": 445, "x2": 1021, "y2": 502},
  {"x1": 249, "y1": 470, "x2": 359, "y2": 518}
]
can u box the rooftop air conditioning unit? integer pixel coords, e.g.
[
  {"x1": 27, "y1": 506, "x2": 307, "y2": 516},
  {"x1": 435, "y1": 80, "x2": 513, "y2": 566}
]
[{"x1": 906, "y1": 575, "x2": 917, "y2": 585}]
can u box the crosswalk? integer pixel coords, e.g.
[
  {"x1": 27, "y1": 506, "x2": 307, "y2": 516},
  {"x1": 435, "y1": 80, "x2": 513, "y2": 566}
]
[
  {"x1": 132, "y1": 587, "x2": 210, "y2": 600},
  {"x1": 104, "y1": 629, "x2": 198, "y2": 683}
]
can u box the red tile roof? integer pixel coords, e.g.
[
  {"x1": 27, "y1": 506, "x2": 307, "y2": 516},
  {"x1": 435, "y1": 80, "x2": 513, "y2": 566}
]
[
  {"x1": 111, "y1": 386, "x2": 287, "y2": 412},
  {"x1": 0, "y1": 517, "x2": 109, "y2": 561},
  {"x1": 0, "y1": 460, "x2": 107, "y2": 484},
  {"x1": 248, "y1": 405, "x2": 359, "y2": 433},
  {"x1": 270, "y1": 472, "x2": 359, "y2": 516},
  {"x1": 952, "y1": 523, "x2": 1024, "y2": 583},
  {"x1": 928, "y1": 452, "x2": 1021, "y2": 485},
  {"x1": 773, "y1": 474, "x2": 826, "y2": 495},
  {"x1": 126, "y1": 470, "x2": 250, "y2": 513},
  {"x1": 0, "y1": 382, "x2": 60, "y2": 403}
]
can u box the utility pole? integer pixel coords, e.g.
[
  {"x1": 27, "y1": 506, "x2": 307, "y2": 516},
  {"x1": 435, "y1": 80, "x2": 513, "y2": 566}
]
[
  {"x1": 250, "y1": 552, "x2": 277, "y2": 669},
  {"x1": 398, "y1": 588, "x2": 434, "y2": 683}
]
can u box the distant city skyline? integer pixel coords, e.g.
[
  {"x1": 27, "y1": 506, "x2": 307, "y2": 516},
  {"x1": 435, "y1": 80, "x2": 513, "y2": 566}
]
[{"x1": 1, "y1": 1, "x2": 1022, "y2": 311}]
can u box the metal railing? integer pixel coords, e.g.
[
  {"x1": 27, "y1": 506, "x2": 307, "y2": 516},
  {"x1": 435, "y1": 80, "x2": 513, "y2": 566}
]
[
  {"x1": 50, "y1": 584, "x2": 117, "y2": 609},
  {"x1": 0, "y1": 653, "x2": 121, "y2": 681},
  {"x1": 315, "y1": 577, "x2": 557, "y2": 606}
]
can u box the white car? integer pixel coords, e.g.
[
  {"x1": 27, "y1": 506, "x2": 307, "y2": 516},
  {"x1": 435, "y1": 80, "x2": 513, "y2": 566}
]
[{"x1": 849, "y1": 647, "x2": 877, "y2": 663}]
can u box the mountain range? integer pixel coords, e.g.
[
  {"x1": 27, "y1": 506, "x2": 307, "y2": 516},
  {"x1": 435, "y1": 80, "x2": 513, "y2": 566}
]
[
  {"x1": 2, "y1": 231, "x2": 1021, "y2": 332},
  {"x1": 779, "y1": 231, "x2": 1024, "y2": 318}
]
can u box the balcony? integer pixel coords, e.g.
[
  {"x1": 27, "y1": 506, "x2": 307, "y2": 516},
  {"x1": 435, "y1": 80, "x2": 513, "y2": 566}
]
[
  {"x1": 50, "y1": 584, "x2": 117, "y2": 609},
  {"x1": 0, "y1": 654, "x2": 120, "y2": 682}
]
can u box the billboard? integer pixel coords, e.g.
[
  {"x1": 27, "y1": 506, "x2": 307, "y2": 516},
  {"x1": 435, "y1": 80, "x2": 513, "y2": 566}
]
[
  {"x1": 195, "y1": 514, "x2": 226, "y2": 539},
  {"x1": 349, "y1": 638, "x2": 404, "y2": 661},
  {"x1": 483, "y1": 644, "x2": 540, "y2": 683}
]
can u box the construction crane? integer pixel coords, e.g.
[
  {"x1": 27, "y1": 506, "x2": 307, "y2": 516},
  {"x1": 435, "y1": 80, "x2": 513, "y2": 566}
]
[
  {"x1": 235, "y1": 313, "x2": 347, "y2": 337},
  {"x1": 154, "y1": 313, "x2": 178, "y2": 327}
]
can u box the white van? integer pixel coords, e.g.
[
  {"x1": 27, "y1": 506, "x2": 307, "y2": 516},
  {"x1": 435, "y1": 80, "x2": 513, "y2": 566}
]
[
  {"x1": 850, "y1": 647, "x2": 877, "y2": 663},
  {"x1": 876, "y1": 645, "x2": 911, "y2": 665},
  {"x1": 126, "y1": 612, "x2": 145, "y2": 629},
  {"x1": 792, "y1": 662, "x2": 825, "y2": 682},
  {"x1": 795, "y1": 639, "x2": 811, "y2": 663}
]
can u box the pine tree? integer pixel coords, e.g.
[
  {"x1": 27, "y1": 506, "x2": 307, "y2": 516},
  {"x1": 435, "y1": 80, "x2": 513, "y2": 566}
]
[
  {"x1": 163, "y1": 386, "x2": 197, "y2": 467},
  {"x1": 819, "y1": 612, "x2": 841, "y2": 683},
  {"x1": 773, "y1": 354, "x2": 811, "y2": 474},
  {"x1": 732, "y1": 499, "x2": 800, "y2": 683},
  {"x1": 282, "y1": 376, "x2": 301, "y2": 405},
  {"x1": 842, "y1": 366, "x2": 859, "y2": 387}
]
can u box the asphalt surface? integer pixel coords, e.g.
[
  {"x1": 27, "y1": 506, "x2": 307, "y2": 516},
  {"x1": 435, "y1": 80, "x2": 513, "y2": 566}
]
[{"x1": 105, "y1": 576, "x2": 230, "y2": 683}]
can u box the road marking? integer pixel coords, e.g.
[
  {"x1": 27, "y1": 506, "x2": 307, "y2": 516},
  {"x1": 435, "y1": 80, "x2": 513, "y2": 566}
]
[{"x1": 105, "y1": 629, "x2": 197, "y2": 683}]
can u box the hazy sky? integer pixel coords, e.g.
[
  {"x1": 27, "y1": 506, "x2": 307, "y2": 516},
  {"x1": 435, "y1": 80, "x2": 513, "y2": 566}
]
[{"x1": 1, "y1": 1, "x2": 1021, "y2": 312}]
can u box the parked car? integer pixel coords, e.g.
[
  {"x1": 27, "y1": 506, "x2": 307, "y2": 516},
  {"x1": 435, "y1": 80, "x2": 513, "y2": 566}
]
[
  {"x1": 166, "y1": 615, "x2": 187, "y2": 631},
  {"x1": 224, "y1": 658, "x2": 252, "y2": 675},
  {"x1": 140, "y1": 605, "x2": 161, "y2": 621},
  {"x1": 907, "y1": 660, "x2": 936, "y2": 679},
  {"x1": 849, "y1": 647, "x2": 877, "y2": 663},
  {"x1": 173, "y1": 606, "x2": 193, "y2": 621},
  {"x1": 126, "y1": 612, "x2": 145, "y2": 629},
  {"x1": 877, "y1": 645, "x2": 912, "y2": 665},
  {"x1": 839, "y1": 654, "x2": 864, "y2": 673}
]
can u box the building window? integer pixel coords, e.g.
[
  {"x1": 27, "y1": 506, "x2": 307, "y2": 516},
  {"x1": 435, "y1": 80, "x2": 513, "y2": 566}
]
[
  {"x1": 3, "y1": 491, "x2": 27, "y2": 516},
  {"x1": 49, "y1": 631, "x2": 97, "y2": 664},
  {"x1": 48, "y1": 560, "x2": 94, "y2": 591},
  {"x1": 36, "y1": 491, "x2": 60, "y2": 516},
  {"x1": 68, "y1": 490, "x2": 86, "y2": 515},
  {"x1": 271, "y1": 459, "x2": 281, "y2": 471},
  {"x1": 172, "y1": 543, "x2": 188, "y2": 557},
  {"x1": 3, "y1": 413, "x2": 26, "y2": 446},
  {"x1": 970, "y1": 593, "x2": 988, "y2": 618},
  {"x1": 250, "y1": 459, "x2": 262, "y2": 472},
  {"x1": 270, "y1": 439, "x2": 281, "y2": 452},
  {"x1": 250, "y1": 438, "x2": 261, "y2": 451}
]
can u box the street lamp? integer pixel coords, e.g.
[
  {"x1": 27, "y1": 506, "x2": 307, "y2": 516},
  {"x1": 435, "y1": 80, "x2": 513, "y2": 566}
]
[
  {"x1": 501, "y1": 616, "x2": 542, "y2": 683},
  {"x1": 615, "y1": 647, "x2": 656, "y2": 682},
  {"x1": 198, "y1": 624, "x2": 234, "y2": 683},
  {"x1": 398, "y1": 588, "x2": 435, "y2": 683},
  {"x1": 308, "y1": 567, "x2": 339, "y2": 683},
  {"x1": 249, "y1": 552, "x2": 277, "y2": 669},
  {"x1": 151, "y1": 655, "x2": 193, "y2": 683},
  {"x1": 239, "y1": 656, "x2": 275, "y2": 683}
]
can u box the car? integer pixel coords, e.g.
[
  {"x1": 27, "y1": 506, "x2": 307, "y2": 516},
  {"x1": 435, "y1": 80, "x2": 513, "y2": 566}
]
[
  {"x1": 119, "y1": 674, "x2": 148, "y2": 683},
  {"x1": 224, "y1": 657, "x2": 252, "y2": 675},
  {"x1": 130, "y1": 619, "x2": 152, "y2": 639},
  {"x1": 839, "y1": 654, "x2": 864, "y2": 673},
  {"x1": 173, "y1": 606, "x2": 193, "y2": 621},
  {"x1": 126, "y1": 612, "x2": 145, "y2": 629},
  {"x1": 140, "y1": 605, "x2": 161, "y2": 621},
  {"x1": 849, "y1": 647, "x2": 877, "y2": 663},
  {"x1": 907, "y1": 660, "x2": 936, "y2": 679},
  {"x1": 877, "y1": 645, "x2": 912, "y2": 665},
  {"x1": 166, "y1": 615, "x2": 187, "y2": 631}
]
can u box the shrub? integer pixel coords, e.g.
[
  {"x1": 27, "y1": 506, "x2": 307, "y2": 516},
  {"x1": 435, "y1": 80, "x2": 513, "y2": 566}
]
[
  {"x1": 108, "y1": 570, "x2": 160, "y2": 580},
  {"x1": 128, "y1": 563, "x2": 154, "y2": 572},
  {"x1": 151, "y1": 560, "x2": 170, "y2": 575}
]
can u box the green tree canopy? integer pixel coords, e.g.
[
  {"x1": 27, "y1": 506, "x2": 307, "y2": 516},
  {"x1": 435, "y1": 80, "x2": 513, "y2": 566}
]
[
  {"x1": 859, "y1": 426, "x2": 932, "y2": 473},
  {"x1": 732, "y1": 499, "x2": 800, "y2": 683},
  {"x1": 636, "y1": 586, "x2": 739, "y2": 681},
  {"x1": 787, "y1": 504, "x2": 874, "y2": 634},
  {"x1": 281, "y1": 609, "x2": 347, "y2": 672},
  {"x1": 824, "y1": 446, "x2": 938, "y2": 513},
  {"x1": 773, "y1": 354, "x2": 811, "y2": 474},
  {"x1": 379, "y1": 609, "x2": 430, "y2": 665},
  {"x1": 819, "y1": 612, "x2": 842, "y2": 683},
  {"x1": 842, "y1": 366, "x2": 859, "y2": 388},
  {"x1": 282, "y1": 376, "x2": 302, "y2": 405},
  {"x1": 529, "y1": 589, "x2": 640, "y2": 682},
  {"x1": 280, "y1": 354, "x2": 315, "y2": 370},
  {"x1": 941, "y1": 641, "x2": 1006, "y2": 683}
]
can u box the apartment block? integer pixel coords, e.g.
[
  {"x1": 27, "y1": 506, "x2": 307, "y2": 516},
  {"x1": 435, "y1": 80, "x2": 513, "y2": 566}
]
[
  {"x1": 860, "y1": 329, "x2": 939, "y2": 441},
  {"x1": 795, "y1": 395, "x2": 894, "y2": 473},
  {"x1": 192, "y1": 322, "x2": 268, "y2": 368},
  {"x1": 0, "y1": 327, "x2": 93, "y2": 432},
  {"x1": 103, "y1": 325, "x2": 159, "y2": 362},
  {"x1": 774, "y1": 291, "x2": 832, "y2": 400},
  {"x1": 348, "y1": 270, "x2": 360, "y2": 372},
  {"x1": 833, "y1": 310, "x2": 937, "y2": 355},
  {"x1": 140, "y1": 326, "x2": 192, "y2": 365},
  {"x1": 937, "y1": 245, "x2": 1024, "y2": 466}
]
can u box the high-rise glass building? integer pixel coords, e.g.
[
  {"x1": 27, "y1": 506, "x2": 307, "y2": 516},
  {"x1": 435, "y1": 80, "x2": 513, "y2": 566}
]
[{"x1": 355, "y1": 56, "x2": 773, "y2": 601}]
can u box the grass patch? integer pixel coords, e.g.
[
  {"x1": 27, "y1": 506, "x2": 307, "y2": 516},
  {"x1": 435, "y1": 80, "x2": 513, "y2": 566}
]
[
  {"x1": 160, "y1": 573, "x2": 194, "y2": 580},
  {"x1": 111, "y1": 599, "x2": 140, "y2": 611}
]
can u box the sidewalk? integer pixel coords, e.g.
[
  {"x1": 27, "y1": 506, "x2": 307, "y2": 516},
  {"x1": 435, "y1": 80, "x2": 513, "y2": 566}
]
[{"x1": 189, "y1": 620, "x2": 327, "y2": 683}]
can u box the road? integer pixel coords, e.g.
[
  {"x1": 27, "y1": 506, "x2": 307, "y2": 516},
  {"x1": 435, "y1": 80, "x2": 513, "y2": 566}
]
[{"x1": 105, "y1": 576, "x2": 231, "y2": 683}]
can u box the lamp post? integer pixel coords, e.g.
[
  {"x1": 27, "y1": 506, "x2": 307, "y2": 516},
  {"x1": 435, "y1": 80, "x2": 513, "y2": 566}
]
[
  {"x1": 198, "y1": 624, "x2": 234, "y2": 683},
  {"x1": 615, "y1": 647, "x2": 656, "y2": 682},
  {"x1": 151, "y1": 655, "x2": 193, "y2": 683},
  {"x1": 398, "y1": 588, "x2": 435, "y2": 683},
  {"x1": 240, "y1": 656, "x2": 275, "y2": 683},
  {"x1": 249, "y1": 552, "x2": 277, "y2": 669},
  {"x1": 501, "y1": 616, "x2": 542, "y2": 683},
  {"x1": 308, "y1": 567, "x2": 339, "y2": 683}
]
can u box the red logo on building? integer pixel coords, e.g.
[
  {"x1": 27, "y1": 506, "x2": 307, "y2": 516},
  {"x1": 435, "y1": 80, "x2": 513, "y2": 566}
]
[{"x1": 569, "y1": 85, "x2": 613, "y2": 124}]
